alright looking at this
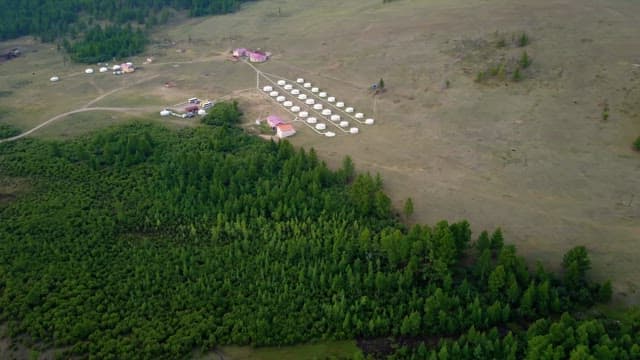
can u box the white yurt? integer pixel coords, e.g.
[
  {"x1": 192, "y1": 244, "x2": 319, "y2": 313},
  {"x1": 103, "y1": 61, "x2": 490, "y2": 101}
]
[
  {"x1": 296, "y1": 78, "x2": 304, "y2": 84},
  {"x1": 325, "y1": 131, "x2": 336, "y2": 138},
  {"x1": 307, "y1": 117, "x2": 317, "y2": 124},
  {"x1": 303, "y1": 82, "x2": 312, "y2": 88},
  {"x1": 298, "y1": 94, "x2": 307, "y2": 100},
  {"x1": 198, "y1": 109, "x2": 207, "y2": 116},
  {"x1": 49, "y1": 76, "x2": 60, "y2": 82},
  {"x1": 319, "y1": 92, "x2": 327, "y2": 98},
  {"x1": 276, "y1": 96, "x2": 286, "y2": 102},
  {"x1": 160, "y1": 110, "x2": 171, "y2": 116},
  {"x1": 345, "y1": 107, "x2": 354, "y2": 113},
  {"x1": 316, "y1": 123, "x2": 326, "y2": 130},
  {"x1": 313, "y1": 104, "x2": 323, "y2": 110},
  {"x1": 305, "y1": 99, "x2": 315, "y2": 105},
  {"x1": 283, "y1": 101, "x2": 293, "y2": 107},
  {"x1": 350, "y1": 127, "x2": 359, "y2": 134},
  {"x1": 339, "y1": 121, "x2": 349, "y2": 128},
  {"x1": 99, "y1": 67, "x2": 108, "y2": 73},
  {"x1": 321, "y1": 109, "x2": 332, "y2": 116},
  {"x1": 284, "y1": 84, "x2": 293, "y2": 90},
  {"x1": 291, "y1": 106, "x2": 301, "y2": 113},
  {"x1": 328, "y1": 97, "x2": 336, "y2": 103},
  {"x1": 336, "y1": 102, "x2": 345, "y2": 108},
  {"x1": 85, "y1": 68, "x2": 94, "y2": 74},
  {"x1": 299, "y1": 111, "x2": 309, "y2": 118},
  {"x1": 270, "y1": 91, "x2": 279, "y2": 97},
  {"x1": 112, "y1": 65, "x2": 121, "y2": 71},
  {"x1": 355, "y1": 113, "x2": 364, "y2": 119},
  {"x1": 277, "y1": 80, "x2": 286, "y2": 86},
  {"x1": 263, "y1": 85, "x2": 273, "y2": 92},
  {"x1": 311, "y1": 87, "x2": 319, "y2": 93},
  {"x1": 291, "y1": 89, "x2": 300, "y2": 95},
  {"x1": 365, "y1": 118, "x2": 375, "y2": 125},
  {"x1": 330, "y1": 115, "x2": 341, "y2": 122}
]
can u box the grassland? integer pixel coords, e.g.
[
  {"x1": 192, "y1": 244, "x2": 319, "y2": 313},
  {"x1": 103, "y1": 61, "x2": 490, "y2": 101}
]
[{"x1": 1, "y1": 0, "x2": 639, "y2": 307}]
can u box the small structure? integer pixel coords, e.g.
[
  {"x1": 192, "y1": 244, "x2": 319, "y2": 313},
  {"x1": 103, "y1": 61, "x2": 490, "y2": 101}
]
[
  {"x1": 365, "y1": 118, "x2": 375, "y2": 125},
  {"x1": 339, "y1": 121, "x2": 349, "y2": 128},
  {"x1": 276, "y1": 123, "x2": 296, "y2": 138},
  {"x1": 345, "y1": 107, "x2": 354, "y2": 113},
  {"x1": 277, "y1": 80, "x2": 286, "y2": 86},
  {"x1": 248, "y1": 51, "x2": 269, "y2": 63},
  {"x1": 121, "y1": 63, "x2": 135, "y2": 73},
  {"x1": 298, "y1": 94, "x2": 307, "y2": 100},
  {"x1": 188, "y1": 97, "x2": 200, "y2": 104},
  {"x1": 284, "y1": 84, "x2": 293, "y2": 90},
  {"x1": 316, "y1": 123, "x2": 326, "y2": 130},
  {"x1": 267, "y1": 115, "x2": 284, "y2": 128},
  {"x1": 313, "y1": 104, "x2": 323, "y2": 110},
  {"x1": 350, "y1": 127, "x2": 359, "y2": 134},
  {"x1": 299, "y1": 111, "x2": 309, "y2": 118},
  {"x1": 296, "y1": 78, "x2": 304, "y2": 84},
  {"x1": 263, "y1": 85, "x2": 273, "y2": 92},
  {"x1": 160, "y1": 109, "x2": 171, "y2": 116},
  {"x1": 198, "y1": 109, "x2": 207, "y2": 116},
  {"x1": 112, "y1": 65, "x2": 121, "y2": 71},
  {"x1": 202, "y1": 101, "x2": 214, "y2": 109},
  {"x1": 311, "y1": 87, "x2": 319, "y2": 93},
  {"x1": 290, "y1": 106, "x2": 301, "y2": 113},
  {"x1": 85, "y1": 68, "x2": 94, "y2": 74},
  {"x1": 50, "y1": 76, "x2": 59, "y2": 82},
  {"x1": 291, "y1": 89, "x2": 300, "y2": 95},
  {"x1": 305, "y1": 99, "x2": 315, "y2": 105},
  {"x1": 270, "y1": 91, "x2": 279, "y2": 97},
  {"x1": 319, "y1": 92, "x2": 327, "y2": 98},
  {"x1": 336, "y1": 102, "x2": 345, "y2": 108},
  {"x1": 276, "y1": 96, "x2": 286, "y2": 102},
  {"x1": 328, "y1": 97, "x2": 336, "y2": 103},
  {"x1": 355, "y1": 113, "x2": 364, "y2": 119},
  {"x1": 307, "y1": 117, "x2": 317, "y2": 124},
  {"x1": 233, "y1": 48, "x2": 248, "y2": 57},
  {"x1": 325, "y1": 132, "x2": 336, "y2": 138},
  {"x1": 330, "y1": 115, "x2": 341, "y2": 122},
  {"x1": 303, "y1": 82, "x2": 312, "y2": 88},
  {"x1": 99, "y1": 67, "x2": 108, "y2": 73},
  {"x1": 322, "y1": 109, "x2": 332, "y2": 116},
  {"x1": 185, "y1": 105, "x2": 199, "y2": 113},
  {"x1": 283, "y1": 101, "x2": 293, "y2": 108}
]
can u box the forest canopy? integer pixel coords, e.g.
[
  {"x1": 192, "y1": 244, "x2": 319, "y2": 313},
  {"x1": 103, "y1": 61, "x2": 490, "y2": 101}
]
[
  {"x1": 0, "y1": 119, "x2": 635, "y2": 359},
  {"x1": 0, "y1": 0, "x2": 254, "y2": 62}
]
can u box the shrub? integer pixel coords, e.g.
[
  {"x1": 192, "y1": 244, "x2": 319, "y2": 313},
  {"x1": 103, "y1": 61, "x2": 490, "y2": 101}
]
[
  {"x1": 512, "y1": 67, "x2": 522, "y2": 81},
  {"x1": 518, "y1": 32, "x2": 530, "y2": 47},
  {"x1": 520, "y1": 51, "x2": 532, "y2": 69},
  {"x1": 633, "y1": 136, "x2": 640, "y2": 151}
]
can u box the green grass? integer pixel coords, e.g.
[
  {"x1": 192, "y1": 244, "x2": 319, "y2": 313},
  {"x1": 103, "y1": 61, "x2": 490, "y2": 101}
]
[{"x1": 218, "y1": 341, "x2": 361, "y2": 360}]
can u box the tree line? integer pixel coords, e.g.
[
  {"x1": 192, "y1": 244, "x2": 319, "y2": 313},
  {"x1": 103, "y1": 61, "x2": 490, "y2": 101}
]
[
  {"x1": 0, "y1": 0, "x2": 254, "y2": 62},
  {"x1": 0, "y1": 112, "x2": 635, "y2": 359}
]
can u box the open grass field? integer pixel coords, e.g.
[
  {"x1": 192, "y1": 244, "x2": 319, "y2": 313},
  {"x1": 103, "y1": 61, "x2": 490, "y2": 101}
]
[{"x1": 1, "y1": 0, "x2": 639, "y2": 306}]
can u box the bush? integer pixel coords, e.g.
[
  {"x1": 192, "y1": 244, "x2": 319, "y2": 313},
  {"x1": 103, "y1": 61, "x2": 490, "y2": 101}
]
[
  {"x1": 201, "y1": 101, "x2": 242, "y2": 126},
  {"x1": 0, "y1": 123, "x2": 21, "y2": 139},
  {"x1": 518, "y1": 32, "x2": 530, "y2": 47},
  {"x1": 633, "y1": 136, "x2": 640, "y2": 151}
]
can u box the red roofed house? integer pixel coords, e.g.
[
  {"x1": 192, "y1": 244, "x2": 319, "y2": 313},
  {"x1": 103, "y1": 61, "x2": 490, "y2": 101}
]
[
  {"x1": 276, "y1": 123, "x2": 296, "y2": 139},
  {"x1": 267, "y1": 115, "x2": 284, "y2": 128}
]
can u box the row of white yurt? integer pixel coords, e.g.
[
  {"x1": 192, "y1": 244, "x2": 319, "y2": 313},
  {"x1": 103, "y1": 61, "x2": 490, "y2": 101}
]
[
  {"x1": 296, "y1": 78, "x2": 304, "y2": 84},
  {"x1": 299, "y1": 111, "x2": 309, "y2": 118},
  {"x1": 283, "y1": 101, "x2": 293, "y2": 107},
  {"x1": 319, "y1": 92, "x2": 327, "y2": 98},
  {"x1": 305, "y1": 99, "x2": 315, "y2": 105},
  {"x1": 322, "y1": 109, "x2": 331, "y2": 116},
  {"x1": 291, "y1": 106, "x2": 301, "y2": 112},
  {"x1": 340, "y1": 121, "x2": 349, "y2": 128},
  {"x1": 330, "y1": 114, "x2": 341, "y2": 122},
  {"x1": 316, "y1": 123, "x2": 326, "y2": 130},
  {"x1": 298, "y1": 94, "x2": 307, "y2": 100},
  {"x1": 277, "y1": 80, "x2": 286, "y2": 86},
  {"x1": 270, "y1": 91, "x2": 279, "y2": 97},
  {"x1": 311, "y1": 87, "x2": 319, "y2": 93},
  {"x1": 355, "y1": 113, "x2": 364, "y2": 119},
  {"x1": 325, "y1": 132, "x2": 336, "y2": 137},
  {"x1": 277, "y1": 96, "x2": 286, "y2": 102},
  {"x1": 307, "y1": 117, "x2": 317, "y2": 124},
  {"x1": 345, "y1": 107, "x2": 354, "y2": 113},
  {"x1": 303, "y1": 82, "x2": 311, "y2": 88},
  {"x1": 263, "y1": 85, "x2": 273, "y2": 92},
  {"x1": 336, "y1": 102, "x2": 344, "y2": 108},
  {"x1": 291, "y1": 89, "x2": 300, "y2": 95},
  {"x1": 350, "y1": 127, "x2": 359, "y2": 134},
  {"x1": 284, "y1": 84, "x2": 293, "y2": 90},
  {"x1": 365, "y1": 118, "x2": 375, "y2": 125},
  {"x1": 328, "y1": 96, "x2": 335, "y2": 103}
]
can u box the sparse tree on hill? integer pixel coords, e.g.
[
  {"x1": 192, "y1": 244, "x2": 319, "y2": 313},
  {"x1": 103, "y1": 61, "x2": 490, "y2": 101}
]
[
  {"x1": 379, "y1": 78, "x2": 385, "y2": 91},
  {"x1": 403, "y1": 197, "x2": 414, "y2": 220}
]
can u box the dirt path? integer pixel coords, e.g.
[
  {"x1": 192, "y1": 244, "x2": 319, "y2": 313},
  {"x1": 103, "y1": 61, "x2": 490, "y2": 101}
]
[{"x1": 0, "y1": 106, "x2": 157, "y2": 143}]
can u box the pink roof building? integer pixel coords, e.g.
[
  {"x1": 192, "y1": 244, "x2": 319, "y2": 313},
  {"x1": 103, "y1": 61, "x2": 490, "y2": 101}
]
[
  {"x1": 233, "y1": 48, "x2": 248, "y2": 57},
  {"x1": 267, "y1": 115, "x2": 284, "y2": 128},
  {"x1": 248, "y1": 51, "x2": 268, "y2": 63}
]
